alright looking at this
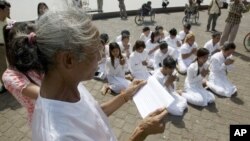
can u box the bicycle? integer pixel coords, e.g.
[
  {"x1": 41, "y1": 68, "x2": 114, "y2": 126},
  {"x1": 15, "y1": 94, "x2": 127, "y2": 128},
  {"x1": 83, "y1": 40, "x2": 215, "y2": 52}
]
[
  {"x1": 182, "y1": 9, "x2": 199, "y2": 25},
  {"x1": 243, "y1": 32, "x2": 250, "y2": 52},
  {"x1": 134, "y1": 9, "x2": 155, "y2": 25}
]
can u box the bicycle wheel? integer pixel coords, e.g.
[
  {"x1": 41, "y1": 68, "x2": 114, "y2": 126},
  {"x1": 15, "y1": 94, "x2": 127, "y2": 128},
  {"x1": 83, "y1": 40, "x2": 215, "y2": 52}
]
[
  {"x1": 135, "y1": 15, "x2": 143, "y2": 25},
  {"x1": 243, "y1": 32, "x2": 250, "y2": 52},
  {"x1": 182, "y1": 16, "x2": 190, "y2": 25}
]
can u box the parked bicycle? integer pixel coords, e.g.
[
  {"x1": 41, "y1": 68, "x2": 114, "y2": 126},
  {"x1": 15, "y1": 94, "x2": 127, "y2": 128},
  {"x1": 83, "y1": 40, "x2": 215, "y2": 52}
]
[
  {"x1": 243, "y1": 32, "x2": 250, "y2": 52},
  {"x1": 134, "y1": 9, "x2": 155, "y2": 25}
]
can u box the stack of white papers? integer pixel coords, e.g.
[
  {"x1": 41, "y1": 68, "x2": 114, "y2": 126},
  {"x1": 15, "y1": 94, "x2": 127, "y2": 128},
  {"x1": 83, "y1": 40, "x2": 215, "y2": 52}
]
[{"x1": 133, "y1": 76, "x2": 174, "y2": 118}]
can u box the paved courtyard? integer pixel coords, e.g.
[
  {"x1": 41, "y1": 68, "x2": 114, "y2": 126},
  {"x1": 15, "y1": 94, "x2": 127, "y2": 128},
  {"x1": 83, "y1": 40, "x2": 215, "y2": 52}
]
[{"x1": 0, "y1": 9, "x2": 250, "y2": 141}]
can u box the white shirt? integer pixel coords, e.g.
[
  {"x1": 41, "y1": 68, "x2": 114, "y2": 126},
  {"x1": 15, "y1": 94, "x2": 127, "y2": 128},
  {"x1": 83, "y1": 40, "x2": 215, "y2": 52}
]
[
  {"x1": 177, "y1": 30, "x2": 192, "y2": 42},
  {"x1": 153, "y1": 47, "x2": 176, "y2": 69},
  {"x1": 179, "y1": 42, "x2": 198, "y2": 66},
  {"x1": 117, "y1": 41, "x2": 132, "y2": 58},
  {"x1": 164, "y1": 36, "x2": 182, "y2": 49},
  {"x1": 32, "y1": 83, "x2": 117, "y2": 141},
  {"x1": 139, "y1": 31, "x2": 152, "y2": 43},
  {"x1": 185, "y1": 61, "x2": 209, "y2": 88},
  {"x1": 152, "y1": 69, "x2": 175, "y2": 94},
  {"x1": 209, "y1": 0, "x2": 220, "y2": 14},
  {"x1": 204, "y1": 39, "x2": 220, "y2": 56},
  {"x1": 129, "y1": 51, "x2": 149, "y2": 74},
  {"x1": 105, "y1": 57, "x2": 126, "y2": 78},
  {"x1": 116, "y1": 35, "x2": 122, "y2": 42},
  {"x1": 145, "y1": 40, "x2": 160, "y2": 58},
  {"x1": 209, "y1": 51, "x2": 228, "y2": 76}
]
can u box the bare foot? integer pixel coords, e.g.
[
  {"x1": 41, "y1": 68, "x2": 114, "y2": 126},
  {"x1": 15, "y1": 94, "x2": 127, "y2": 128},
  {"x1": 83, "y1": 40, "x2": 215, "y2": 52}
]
[
  {"x1": 177, "y1": 90, "x2": 183, "y2": 96},
  {"x1": 101, "y1": 84, "x2": 110, "y2": 96}
]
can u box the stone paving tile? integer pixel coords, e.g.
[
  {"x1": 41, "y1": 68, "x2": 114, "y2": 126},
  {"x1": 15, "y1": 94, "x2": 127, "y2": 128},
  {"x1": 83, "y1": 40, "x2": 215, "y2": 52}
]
[{"x1": 1, "y1": 9, "x2": 250, "y2": 141}]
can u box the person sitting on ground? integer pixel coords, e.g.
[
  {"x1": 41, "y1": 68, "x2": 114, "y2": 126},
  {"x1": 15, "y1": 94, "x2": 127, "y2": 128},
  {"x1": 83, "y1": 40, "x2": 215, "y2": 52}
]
[
  {"x1": 182, "y1": 48, "x2": 215, "y2": 107},
  {"x1": 141, "y1": 1, "x2": 152, "y2": 16},
  {"x1": 164, "y1": 28, "x2": 182, "y2": 50},
  {"x1": 117, "y1": 34, "x2": 132, "y2": 59},
  {"x1": 178, "y1": 23, "x2": 192, "y2": 43},
  {"x1": 206, "y1": 42, "x2": 237, "y2": 97},
  {"x1": 129, "y1": 40, "x2": 151, "y2": 80},
  {"x1": 204, "y1": 32, "x2": 221, "y2": 56},
  {"x1": 155, "y1": 25, "x2": 168, "y2": 41},
  {"x1": 103, "y1": 42, "x2": 130, "y2": 95},
  {"x1": 153, "y1": 56, "x2": 187, "y2": 116},
  {"x1": 2, "y1": 22, "x2": 43, "y2": 125},
  {"x1": 139, "y1": 26, "x2": 152, "y2": 43},
  {"x1": 177, "y1": 33, "x2": 198, "y2": 74},
  {"x1": 116, "y1": 29, "x2": 130, "y2": 42},
  {"x1": 153, "y1": 41, "x2": 177, "y2": 70}
]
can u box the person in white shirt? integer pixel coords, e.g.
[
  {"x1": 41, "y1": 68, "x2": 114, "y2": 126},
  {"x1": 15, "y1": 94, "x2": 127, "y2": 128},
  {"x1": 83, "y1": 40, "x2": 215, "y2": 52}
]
[
  {"x1": 116, "y1": 29, "x2": 130, "y2": 42},
  {"x1": 204, "y1": 32, "x2": 221, "y2": 56},
  {"x1": 177, "y1": 33, "x2": 198, "y2": 74},
  {"x1": 155, "y1": 25, "x2": 168, "y2": 41},
  {"x1": 153, "y1": 41, "x2": 177, "y2": 70},
  {"x1": 129, "y1": 40, "x2": 151, "y2": 80},
  {"x1": 117, "y1": 34, "x2": 132, "y2": 59},
  {"x1": 164, "y1": 28, "x2": 182, "y2": 59},
  {"x1": 153, "y1": 56, "x2": 187, "y2": 116},
  {"x1": 206, "y1": 0, "x2": 221, "y2": 32},
  {"x1": 145, "y1": 31, "x2": 161, "y2": 64},
  {"x1": 139, "y1": 26, "x2": 152, "y2": 43},
  {"x1": 206, "y1": 42, "x2": 237, "y2": 97},
  {"x1": 164, "y1": 28, "x2": 182, "y2": 50},
  {"x1": 103, "y1": 42, "x2": 130, "y2": 94},
  {"x1": 29, "y1": 8, "x2": 168, "y2": 141},
  {"x1": 182, "y1": 48, "x2": 215, "y2": 106},
  {"x1": 94, "y1": 33, "x2": 109, "y2": 80},
  {"x1": 178, "y1": 23, "x2": 192, "y2": 43}
]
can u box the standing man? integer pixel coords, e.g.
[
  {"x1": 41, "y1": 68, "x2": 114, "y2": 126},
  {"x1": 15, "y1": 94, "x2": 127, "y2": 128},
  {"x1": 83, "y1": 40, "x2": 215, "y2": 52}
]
[
  {"x1": 220, "y1": 0, "x2": 249, "y2": 46},
  {"x1": 0, "y1": 0, "x2": 11, "y2": 93},
  {"x1": 118, "y1": 0, "x2": 127, "y2": 19},
  {"x1": 97, "y1": 0, "x2": 103, "y2": 13},
  {"x1": 206, "y1": 0, "x2": 221, "y2": 32}
]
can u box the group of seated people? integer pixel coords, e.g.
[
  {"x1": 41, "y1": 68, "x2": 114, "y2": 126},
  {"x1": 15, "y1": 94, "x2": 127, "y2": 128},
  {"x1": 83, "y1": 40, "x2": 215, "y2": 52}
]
[
  {"x1": 2, "y1": 23, "x2": 237, "y2": 126},
  {"x1": 97, "y1": 24, "x2": 237, "y2": 116}
]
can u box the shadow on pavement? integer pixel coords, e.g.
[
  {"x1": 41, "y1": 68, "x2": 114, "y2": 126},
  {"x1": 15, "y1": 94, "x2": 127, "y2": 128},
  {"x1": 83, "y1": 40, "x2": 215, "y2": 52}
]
[
  {"x1": 165, "y1": 113, "x2": 186, "y2": 128},
  {"x1": 0, "y1": 92, "x2": 22, "y2": 111},
  {"x1": 230, "y1": 96, "x2": 244, "y2": 105},
  {"x1": 233, "y1": 51, "x2": 250, "y2": 62}
]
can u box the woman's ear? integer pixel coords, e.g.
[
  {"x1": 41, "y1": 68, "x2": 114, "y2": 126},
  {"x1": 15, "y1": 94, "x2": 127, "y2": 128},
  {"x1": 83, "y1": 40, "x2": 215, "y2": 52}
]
[{"x1": 57, "y1": 52, "x2": 76, "y2": 69}]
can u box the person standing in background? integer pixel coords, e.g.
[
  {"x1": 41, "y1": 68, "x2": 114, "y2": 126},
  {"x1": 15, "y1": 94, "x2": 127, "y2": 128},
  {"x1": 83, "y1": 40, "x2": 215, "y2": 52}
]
[
  {"x1": 206, "y1": 0, "x2": 221, "y2": 32},
  {"x1": 0, "y1": 0, "x2": 11, "y2": 93},
  {"x1": 97, "y1": 0, "x2": 103, "y2": 13},
  {"x1": 220, "y1": 0, "x2": 249, "y2": 46},
  {"x1": 118, "y1": 0, "x2": 127, "y2": 19}
]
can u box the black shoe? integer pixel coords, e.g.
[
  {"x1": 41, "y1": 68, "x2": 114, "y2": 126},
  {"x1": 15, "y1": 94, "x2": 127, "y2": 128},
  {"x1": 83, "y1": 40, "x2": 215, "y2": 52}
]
[
  {"x1": 0, "y1": 85, "x2": 6, "y2": 94},
  {"x1": 211, "y1": 29, "x2": 218, "y2": 32}
]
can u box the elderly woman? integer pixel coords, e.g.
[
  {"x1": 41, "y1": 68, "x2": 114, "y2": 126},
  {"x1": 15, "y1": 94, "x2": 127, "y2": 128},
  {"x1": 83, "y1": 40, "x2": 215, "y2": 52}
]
[{"x1": 9, "y1": 7, "x2": 168, "y2": 141}]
